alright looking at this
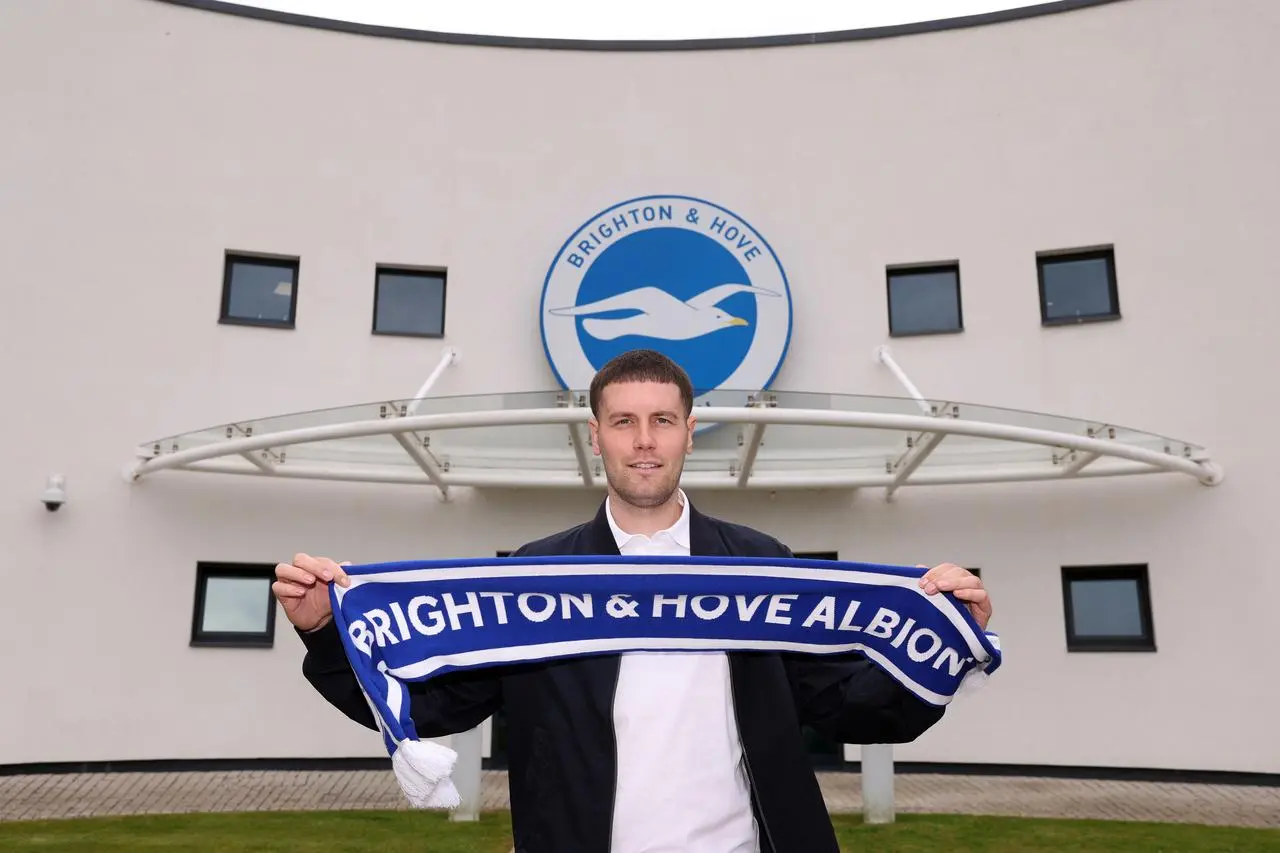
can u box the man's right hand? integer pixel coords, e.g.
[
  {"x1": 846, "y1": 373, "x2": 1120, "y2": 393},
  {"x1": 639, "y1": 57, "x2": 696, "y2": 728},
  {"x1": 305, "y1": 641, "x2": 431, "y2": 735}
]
[{"x1": 273, "y1": 553, "x2": 351, "y2": 632}]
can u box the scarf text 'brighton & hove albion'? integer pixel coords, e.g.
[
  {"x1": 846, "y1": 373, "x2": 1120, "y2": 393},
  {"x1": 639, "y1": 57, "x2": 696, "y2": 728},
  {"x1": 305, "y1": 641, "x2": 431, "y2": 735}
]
[{"x1": 327, "y1": 554, "x2": 1003, "y2": 809}]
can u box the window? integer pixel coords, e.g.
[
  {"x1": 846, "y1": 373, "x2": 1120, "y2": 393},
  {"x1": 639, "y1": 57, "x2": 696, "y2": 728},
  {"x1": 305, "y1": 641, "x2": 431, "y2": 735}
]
[
  {"x1": 886, "y1": 263, "x2": 963, "y2": 337},
  {"x1": 373, "y1": 267, "x2": 447, "y2": 337},
  {"x1": 220, "y1": 253, "x2": 299, "y2": 328},
  {"x1": 191, "y1": 562, "x2": 277, "y2": 647},
  {"x1": 1037, "y1": 247, "x2": 1119, "y2": 325},
  {"x1": 1061, "y1": 564, "x2": 1155, "y2": 652}
]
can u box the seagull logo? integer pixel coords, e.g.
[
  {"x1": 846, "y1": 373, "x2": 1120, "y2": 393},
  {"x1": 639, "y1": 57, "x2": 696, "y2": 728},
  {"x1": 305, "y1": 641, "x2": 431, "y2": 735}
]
[
  {"x1": 540, "y1": 194, "x2": 792, "y2": 398},
  {"x1": 548, "y1": 283, "x2": 780, "y2": 341}
]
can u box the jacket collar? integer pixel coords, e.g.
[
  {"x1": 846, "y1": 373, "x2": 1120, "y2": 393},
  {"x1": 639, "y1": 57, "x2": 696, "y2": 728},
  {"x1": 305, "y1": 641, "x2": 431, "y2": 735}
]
[
  {"x1": 688, "y1": 501, "x2": 729, "y2": 556},
  {"x1": 584, "y1": 500, "x2": 623, "y2": 555},
  {"x1": 585, "y1": 493, "x2": 727, "y2": 556},
  {"x1": 604, "y1": 489, "x2": 691, "y2": 551}
]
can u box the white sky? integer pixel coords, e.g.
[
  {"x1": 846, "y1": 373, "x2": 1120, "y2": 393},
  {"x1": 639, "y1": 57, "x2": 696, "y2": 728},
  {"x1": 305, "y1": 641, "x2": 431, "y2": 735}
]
[{"x1": 239, "y1": 1, "x2": 1054, "y2": 40}]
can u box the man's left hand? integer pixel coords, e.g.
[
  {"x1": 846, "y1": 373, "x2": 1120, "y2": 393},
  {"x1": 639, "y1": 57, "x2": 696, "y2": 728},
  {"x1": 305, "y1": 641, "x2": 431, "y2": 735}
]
[{"x1": 918, "y1": 563, "x2": 992, "y2": 630}]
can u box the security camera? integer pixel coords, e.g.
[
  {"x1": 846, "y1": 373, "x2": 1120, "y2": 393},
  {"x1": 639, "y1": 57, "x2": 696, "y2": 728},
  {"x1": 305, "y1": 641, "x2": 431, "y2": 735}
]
[{"x1": 41, "y1": 474, "x2": 66, "y2": 512}]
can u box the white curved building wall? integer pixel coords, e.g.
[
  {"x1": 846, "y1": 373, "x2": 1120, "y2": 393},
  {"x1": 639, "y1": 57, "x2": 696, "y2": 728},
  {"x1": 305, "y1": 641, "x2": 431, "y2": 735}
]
[{"x1": 1, "y1": 0, "x2": 1277, "y2": 775}]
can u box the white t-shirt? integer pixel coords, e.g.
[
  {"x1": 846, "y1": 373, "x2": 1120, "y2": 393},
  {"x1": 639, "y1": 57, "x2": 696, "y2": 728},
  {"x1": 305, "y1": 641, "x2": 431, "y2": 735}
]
[{"x1": 606, "y1": 491, "x2": 760, "y2": 853}]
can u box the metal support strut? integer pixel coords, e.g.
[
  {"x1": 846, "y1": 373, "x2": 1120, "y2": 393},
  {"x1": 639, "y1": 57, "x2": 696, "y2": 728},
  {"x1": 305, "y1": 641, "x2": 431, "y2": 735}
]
[
  {"x1": 734, "y1": 393, "x2": 773, "y2": 486},
  {"x1": 876, "y1": 346, "x2": 948, "y2": 500},
  {"x1": 396, "y1": 348, "x2": 460, "y2": 499},
  {"x1": 560, "y1": 392, "x2": 595, "y2": 487},
  {"x1": 875, "y1": 346, "x2": 933, "y2": 416},
  {"x1": 406, "y1": 348, "x2": 460, "y2": 416}
]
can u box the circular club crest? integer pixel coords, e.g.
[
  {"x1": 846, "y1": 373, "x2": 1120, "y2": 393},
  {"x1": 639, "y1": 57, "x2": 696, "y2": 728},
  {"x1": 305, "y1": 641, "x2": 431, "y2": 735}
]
[{"x1": 540, "y1": 195, "x2": 792, "y2": 400}]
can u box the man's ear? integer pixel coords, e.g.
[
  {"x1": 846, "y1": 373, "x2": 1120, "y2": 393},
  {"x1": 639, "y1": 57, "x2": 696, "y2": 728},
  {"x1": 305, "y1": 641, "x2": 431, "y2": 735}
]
[
  {"x1": 588, "y1": 417, "x2": 601, "y2": 456},
  {"x1": 685, "y1": 414, "x2": 696, "y2": 454}
]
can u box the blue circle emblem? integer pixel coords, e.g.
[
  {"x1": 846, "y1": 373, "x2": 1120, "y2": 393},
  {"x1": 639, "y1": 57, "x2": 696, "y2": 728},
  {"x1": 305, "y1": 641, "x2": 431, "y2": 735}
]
[{"x1": 541, "y1": 195, "x2": 792, "y2": 399}]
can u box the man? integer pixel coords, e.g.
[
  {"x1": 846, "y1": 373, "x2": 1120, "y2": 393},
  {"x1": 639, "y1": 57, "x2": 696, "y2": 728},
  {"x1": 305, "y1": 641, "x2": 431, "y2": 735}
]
[{"x1": 274, "y1": 349, "x2": 992, "y2": 853}]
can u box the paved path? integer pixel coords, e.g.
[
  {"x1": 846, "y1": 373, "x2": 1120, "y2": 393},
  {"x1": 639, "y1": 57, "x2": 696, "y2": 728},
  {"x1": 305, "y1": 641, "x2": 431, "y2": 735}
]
[{"x1": 2, "y1": 769, "x2": 1277, "y2": 828}]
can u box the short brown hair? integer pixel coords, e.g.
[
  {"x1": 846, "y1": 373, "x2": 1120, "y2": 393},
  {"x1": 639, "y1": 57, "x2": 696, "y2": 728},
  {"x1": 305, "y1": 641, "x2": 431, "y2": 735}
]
[{"x1": 589, "y1": 349, "x2": 694, "y2": 418}]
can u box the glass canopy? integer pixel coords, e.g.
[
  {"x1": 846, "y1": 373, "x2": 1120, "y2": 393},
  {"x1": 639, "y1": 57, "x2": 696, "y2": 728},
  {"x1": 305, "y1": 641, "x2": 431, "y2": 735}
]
[{"x1": 129, "y1": 389, "x2": 1222, "y2": 497}]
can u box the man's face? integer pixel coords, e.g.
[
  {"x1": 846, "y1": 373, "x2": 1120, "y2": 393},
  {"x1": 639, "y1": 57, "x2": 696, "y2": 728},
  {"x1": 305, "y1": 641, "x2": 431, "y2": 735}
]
[{"x1": 589, "y1": 380, "x2": 695, "y2": 509}]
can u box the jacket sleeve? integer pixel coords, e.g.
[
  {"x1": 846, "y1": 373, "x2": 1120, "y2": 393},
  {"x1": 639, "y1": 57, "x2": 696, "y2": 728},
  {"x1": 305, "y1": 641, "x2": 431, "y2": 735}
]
[
  {"x1": 781, "y1": 653, "x2": 945, "y2": 744},
  {"x1": 298, "y1": 619, "x2": 504, "y2": 738},
  {"x1": 764, "y1": 537, "x2": 946, "y2": 744}
]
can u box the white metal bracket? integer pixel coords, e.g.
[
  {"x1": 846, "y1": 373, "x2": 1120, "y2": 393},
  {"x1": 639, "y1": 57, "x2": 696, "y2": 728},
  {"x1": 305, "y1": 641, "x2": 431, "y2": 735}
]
[
  {"x1": 1055, "y1": 423, "x2": 1114, "y2": 477},
  {"x1": 239, "y1": 450, "x2": 278, "y2": 472},
  {"x1": 406, "y1": 348, "x2": 460, "y2": 416},
  {"x1": 559, "y1": 392, "x2": 595, "y2": 487},
  {"x1": 732, "y1": 393, "x2": 774, "y2": 486},
  {"x1": 225, "y1": 423, "x2": 285, "y2": 473},
  {"x1": 885, "y1": 403, "x2": 955, "y2": 501},
  {"x1": 392, "y1": 430, "x2": 450, "y2": 499},
  {"x1": 875, "y1": 345, "x2": 933, "y2": 416},
  {"x1": 396, "y1": 348, "x2": 460, "y2": 499},
  {"x1": 876, "y1": 346, "x2": 949, "y2": 500}
]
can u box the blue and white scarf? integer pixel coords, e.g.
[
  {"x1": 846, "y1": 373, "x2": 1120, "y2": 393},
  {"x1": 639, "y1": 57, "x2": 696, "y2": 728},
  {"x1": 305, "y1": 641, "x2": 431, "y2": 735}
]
[{"x1": 329, "y1": 555, "x2": 1002, "y2": 809}]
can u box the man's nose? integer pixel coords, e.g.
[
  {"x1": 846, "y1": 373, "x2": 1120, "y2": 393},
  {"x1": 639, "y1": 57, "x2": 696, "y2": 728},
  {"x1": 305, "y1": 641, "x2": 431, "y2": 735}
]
[{"x1": 634, "y1": 424, "x2": 656, "y2": 448}]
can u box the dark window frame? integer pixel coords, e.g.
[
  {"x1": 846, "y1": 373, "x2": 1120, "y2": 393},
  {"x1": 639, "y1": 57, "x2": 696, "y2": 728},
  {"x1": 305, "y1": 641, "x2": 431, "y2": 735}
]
[
  {"x1": 191, "y1": 561, "x2": 277, "y2": 648},
  {"x1": 885, "y1": 262, "x2": 964, "y2": 338},
  {"x1": 1037, "y1": 247, "x2": 1120, "y2": 326},
  {"x1": 219, "y1": 252, "x2": 299, "y2": 329},
  {"x1": 372, "y1": 265, "x2": 448, "y2": 339},
  {"x1": 794, "y1": 551, "x2": 839, "y2": 561},
  {"x1": 1061, "y1": 564, "x2": 1155, "y2": 653}
]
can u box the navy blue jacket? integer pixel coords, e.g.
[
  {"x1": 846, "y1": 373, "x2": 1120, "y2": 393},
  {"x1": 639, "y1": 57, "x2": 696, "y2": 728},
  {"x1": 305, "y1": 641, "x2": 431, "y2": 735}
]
[{"x1": 299, "y1": 500, "x2": 945, "y2": 853}]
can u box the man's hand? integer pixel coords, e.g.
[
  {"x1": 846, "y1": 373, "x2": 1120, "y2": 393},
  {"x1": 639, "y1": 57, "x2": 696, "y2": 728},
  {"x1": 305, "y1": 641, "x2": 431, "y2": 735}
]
[
  {"x1": 273, "y1": 553, "x2": 351, "y2": 632},
  {"x1": 918, "y1": 563, "x2": 992, "y2": 631}
]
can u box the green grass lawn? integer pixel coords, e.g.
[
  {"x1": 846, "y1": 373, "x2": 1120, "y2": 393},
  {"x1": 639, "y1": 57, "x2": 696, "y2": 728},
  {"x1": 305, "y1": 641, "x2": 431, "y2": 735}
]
[{"x1": 1, "y1": 810, "x2": 1277, "y2": 852}]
